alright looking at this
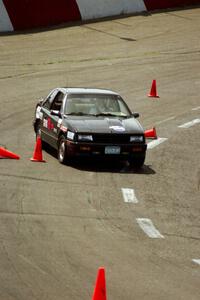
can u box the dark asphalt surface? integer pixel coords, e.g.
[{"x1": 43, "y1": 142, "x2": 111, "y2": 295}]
[{"x1": 0, "y1": 7, "x2": 200, "y2": 300}]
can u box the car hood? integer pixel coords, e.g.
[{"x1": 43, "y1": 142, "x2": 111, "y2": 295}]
[{"x1": 63, "y1": 116, "x2": 144, "y2": 134}]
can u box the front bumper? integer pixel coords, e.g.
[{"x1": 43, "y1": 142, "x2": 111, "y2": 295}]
[{"x1": 65, "y1": 140, "x2": 147, "y2": 158}]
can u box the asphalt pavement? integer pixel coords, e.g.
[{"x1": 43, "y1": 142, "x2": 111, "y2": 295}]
[{"x1": 0, "y1": 7, "x2": 200, "y2": 300}]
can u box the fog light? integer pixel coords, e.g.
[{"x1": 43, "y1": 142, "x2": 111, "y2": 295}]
[
  {"x1": 132, "y1": 147, "x2": 143, "y2": 152},
  {"x1": 92, "y1": 151, "x2": 100, "y2": 155},
  {"x1": 80, "y1": 146, "x2": 91, "y2": 151}
]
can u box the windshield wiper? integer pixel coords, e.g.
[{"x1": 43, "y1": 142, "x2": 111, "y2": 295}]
[
  {"x1": 65, "y1": 112, "x2": 128, "y2": 117},
  {"x1": 95, "y1": 112, "x2": 128, "y2": 117},
  {"x1": 65, "y1": 112, "x2": 97, "y2": 116},
  {"x1": 95, "y1": 112, "x2": 118, "y2": 117}
]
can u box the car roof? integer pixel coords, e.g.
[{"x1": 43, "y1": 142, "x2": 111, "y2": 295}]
[{"x1": 61, "y1": 87, "x2": 119, "y2": 96}]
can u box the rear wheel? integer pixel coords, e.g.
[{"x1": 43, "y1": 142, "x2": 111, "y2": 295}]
[{"x1": 58, "y1": 137, "x2": 68, "y2": 164}]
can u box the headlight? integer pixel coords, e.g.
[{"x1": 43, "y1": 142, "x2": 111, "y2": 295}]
[
  {"x1": 130, "y1": 135, "x2": 144, "y2": 142},
  {"x1": 67, "y1": 131, "x2": 75, "y2": 140},
  {"x1": 78, "y1": 134, "x2": 93, "y2": 141}
]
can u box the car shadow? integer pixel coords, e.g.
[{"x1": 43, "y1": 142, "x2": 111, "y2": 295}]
[
  {"x1": 43, "y1": 146, "x2": 155, "y2": 174},
  {"x1": 72, "y1": 159, "x2": 155, "y2": 174}
]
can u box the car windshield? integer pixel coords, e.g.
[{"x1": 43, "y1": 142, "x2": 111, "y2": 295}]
[{"x1": 64, "y1": 93, "x2": 132, "y2": 117}]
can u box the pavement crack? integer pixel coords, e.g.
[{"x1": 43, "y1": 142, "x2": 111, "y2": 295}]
[
  {"x1": 1, "y1": 241, "x2": 39, "y2": 300},
  {"x1": 164, "y1": 233, "x2": 200, "y2": 241},
  {"x1": 0, "y1": 172, "x2": 97, "y2": 187},
  {"x1": 197, "y1": 169, "x2": 200, "y2": 190},
  {"x1": 0, "y1": 210, "x2": 121, "y2": 221}
]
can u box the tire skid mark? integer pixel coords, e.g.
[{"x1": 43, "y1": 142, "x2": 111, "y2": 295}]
[
  {"x1": 0, "y1": 210, "x2": 122, "y2": 221},
  {"x1": 18, "y1": 255, "x2": 47, "y2": 275},
  {"x1": 0, "y1": 172, "x2": 97, "y2": 187},
  {"x1": 155, "y1": 116, "x2": 175, "y2": 125},
  {"x1": 0, "y1": 107, "x2": 32, "y2": 122},
  {"x1": 1, "y1": 241, "x2": 37, "y2": 298},
  {"x1": 164, "y1": 233, "x2": 200, "y2": 242}
]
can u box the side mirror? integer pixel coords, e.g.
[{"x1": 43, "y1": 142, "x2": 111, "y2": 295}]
[
  {"x1": 38, "y1": 98, "x2": 44, "y2": 104},
  {"x1": 51, "y1": 110, "x2": 61, "y2": 117},
  {"x1": 132, "y1": 112, "x2": 140, "y2": 118}
]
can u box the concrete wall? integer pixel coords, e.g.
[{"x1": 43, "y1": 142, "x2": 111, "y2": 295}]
[
  {"x1": 0, "y1": 0, "x2": 13, "y2": 31},
  {"x1": 143, "y1": 0, "x2": 200, "y2": 10},
  {"x1": 2, "y1": 0, "x2": 81, "y2": 31},
  {"x1": 76, "y1": 0, "x2": 146, "y2": 20},
  {"x1": 0, "y1": 0, "x2": 200, "y2": 32}
]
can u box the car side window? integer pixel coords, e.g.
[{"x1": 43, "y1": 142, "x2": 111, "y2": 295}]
[
  {"x1": 43, "y1": 90, "x2": 58, "y2": 110},
  {"x1": 50, "y1": 92, "x2": 64, "y2": 111},
  {"x1": 118, "y1": 99, "x2": 130, "y2": 115}
]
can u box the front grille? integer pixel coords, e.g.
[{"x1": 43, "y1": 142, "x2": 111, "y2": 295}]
[{"x1": 93, "y1": 134, "x2": 130, "y2": 144}]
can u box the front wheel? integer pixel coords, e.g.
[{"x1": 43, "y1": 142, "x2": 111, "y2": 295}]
[
  {"x1": 34, "y1": 119, "x2": 41, "y2": 138},
  {"x1": 129, "y1": 154, "x2": 145, "y2": 169},
  {"x1": 58, "y1": 137, "x2": 68, "y2": 164},
  {"x1": 34, "y1": 120, "x2": 49, "y2": 150}
]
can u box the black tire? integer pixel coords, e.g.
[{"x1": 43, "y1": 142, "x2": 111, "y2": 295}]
[
  {"x1": 58, "y1": 137, "x2": 68, "y2": 164},
  {"x1": 129, "y1": 154, "x2": 145, "y2": 169},
  {"x1": 34, "y1": 119, "x2": 41, "y2": 138},
  {"x1": 34, "y1": 120, "x2": 49, "y2": 150}
]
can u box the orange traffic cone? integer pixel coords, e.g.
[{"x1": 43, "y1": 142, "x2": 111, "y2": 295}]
[
  {"x1": 148, "y1": 79, "x2": 159, "y2": 98},
  {"x1": 145, "y1": 127, "x2": 157, "y2": 139},
  {"x1": 0, "y1": 146, "x2": 20, "y2": 159},
  {"x1": 30, "y1": 137, "x2": 46, "y2": 162},
  {"x1": 92, "y1": 267, "x2": 107, "y2": 300}
]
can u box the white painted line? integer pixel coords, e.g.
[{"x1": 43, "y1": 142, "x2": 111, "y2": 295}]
[
  {"x1": 178, "y1": 119, "x2": 200, "y2": 128},
  {"x1": 192, "y1": 259, "x2": 200, "y2": 265},
  {"x1": 136, "y1": 218, "x2": 164, "y2": 238},
  {"x1": 192, "y1": 106, "x2": 200, "y2": 111},
  {"x1": 121, "y1": 188, "x2": 138, "y2": 203},
  {"x1": 156, "y1": 116, "x2": 175, "y2": 125},
  {"x1": 147, "y1": 138, "x2": 168, "y2": 150}
]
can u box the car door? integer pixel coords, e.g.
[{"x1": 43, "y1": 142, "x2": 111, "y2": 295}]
[
  {"x1": 40, "y1": 89, "x2": 59, "y2": 147},
  {"x1": 48, "y1": 91, "x2": 65, "y2": 148}
]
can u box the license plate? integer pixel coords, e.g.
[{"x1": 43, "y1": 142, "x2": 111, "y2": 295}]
[{"x1": 105, "y1": 146, "x2": 120, "y2": 154}]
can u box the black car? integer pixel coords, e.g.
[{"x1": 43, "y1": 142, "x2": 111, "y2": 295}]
[{"x1": 33, "y1": 87, "x2": 147, "y2": 167}]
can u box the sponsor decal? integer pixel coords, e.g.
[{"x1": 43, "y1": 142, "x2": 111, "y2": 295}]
[
  {"x1": 36, "y1": 106, "x2": 41, "y2": 118},
  {"x1": 109, "y1": 125, "x2": 125, "y2": 132},
  {"x1": 57, "y1": 119, "x2": 62, "y2": 128},
  {"x1": 43, "y1": 118, "x2": 48, "y2": 128},
  {"x1": 60, "y1": 125, "x2": 68, "y2": 132},
  {"x1": 39, "y1": 111, "x2": 43, "y2": 120},
  {"x1": 43, "y1": 118, "x2": 54, "y2": 130},
  {"x1": 47, "y1": 118, "x2": 54, "y2": 130}
]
